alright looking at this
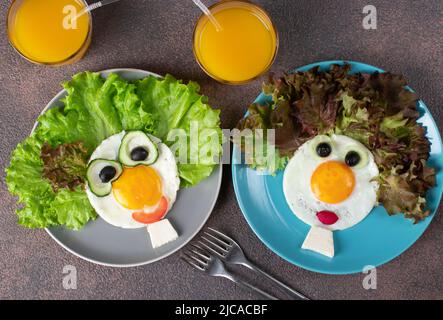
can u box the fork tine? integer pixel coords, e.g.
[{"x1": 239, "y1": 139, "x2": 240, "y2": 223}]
[
  {"x1": 207, "y1": 227, "x2": 234, "y2": 245},
  {"x1": 201, "y1": 235, "x2": 229, "y2": 253},
  {"x1": 191, "y1": 242, "x2": 204, "y2": 249},
  {"x1": 184, "y1": 250, "x2": 208, "y2": 267},
  {"x1": 204, "y1": 231, "x2": 231, "y2": 248},
  {"x1": 199, "y1": 239, "x2": 227, "y2": 259},
  {"x1": 190, "y1": 243, "x2": 209, "y2": 255},
  {"x1": 198, "y1": 241, "x2": 225, "y2": 259},
  {"x1": 189, "y1": 247, "x2": 211, "y2": 261},
  {"x1": 181, "y1": 256, "x2": 205, "y2": 271}
]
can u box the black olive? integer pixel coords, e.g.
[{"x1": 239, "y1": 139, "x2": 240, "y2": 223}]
[
  {"x1": 316, "y1": 143, "x2": 332, "y2": 157},
  {"x1": 345, "y1": 151, "x2": 361, "y2": 167},
  {"x1": 131, "y1": 147, "x2": 149, "y2": 161},
  {"x1": 99, "y1": 166, "x2": 117, "y2": 183}
]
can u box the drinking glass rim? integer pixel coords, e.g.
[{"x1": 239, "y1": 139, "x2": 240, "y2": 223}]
[
  {"x1": 6, "y1": 0, "x2": 93, "y2": 66},
  {"x1": 192, "y1": 0, "x2": 279, "y2": 85}
]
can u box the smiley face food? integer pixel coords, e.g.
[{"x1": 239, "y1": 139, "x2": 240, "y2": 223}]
[
  {"x1": 283, "y1": 135, "x2": 379, "y2": 231},
  {"x1": 86, "y1": 131, "x2": 180, "y2": 229},
  {"x1": 6, "y1": 72, "x2": 222, "y2": 240},
  {"x1": 85, "y1": 131, "x2": 181, "y2": 248},
  {"x1": 236, "y1": 64, "x2": 436, "y2": 258}
]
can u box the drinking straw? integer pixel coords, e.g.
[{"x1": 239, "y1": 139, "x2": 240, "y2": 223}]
[
  {"x1": 192, "y1": 0, "x2": 223, "y2": 32},
  {"x1": 76, "y1": 0, "x2": 121, "y2": 19}
]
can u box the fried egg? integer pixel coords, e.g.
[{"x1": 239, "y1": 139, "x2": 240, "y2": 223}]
[
  {"x1": 86, "y1": 132, "x2": 180, "y2": 229},
  {"x1": 283, "y1": 134, "x2": 379, "y2": 231}
]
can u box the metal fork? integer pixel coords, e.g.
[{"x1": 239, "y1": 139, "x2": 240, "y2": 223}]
[
  {"x1": 182, "y1": 247, "x2": 278, "y2": 300},
  {"x1": 198, "y1": 228, "x2": 309, "y2": 300}
]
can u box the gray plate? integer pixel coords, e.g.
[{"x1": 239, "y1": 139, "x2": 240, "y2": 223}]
[{"x1": 34, "y1": 69, "x2": 222, "y2": 267}]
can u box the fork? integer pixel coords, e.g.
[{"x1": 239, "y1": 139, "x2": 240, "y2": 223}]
[
  {"x1": 182, "y1": 247, "x2": 278, "y2": 300},
  {"x1": 197, "y1": 228, "x2": 309, "y2": 300}
]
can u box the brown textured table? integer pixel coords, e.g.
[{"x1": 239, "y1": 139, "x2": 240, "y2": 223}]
[{"x1": 1, "y1": 0, "x2": 442, "y2": 300}]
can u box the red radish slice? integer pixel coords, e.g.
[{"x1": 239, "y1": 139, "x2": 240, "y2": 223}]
[
  {"x1": 316, "y1": 210, "x2": 339, "y2": 225},
  {"x1": 132, "y1": 197, "x2": 169, "y2": 224}
]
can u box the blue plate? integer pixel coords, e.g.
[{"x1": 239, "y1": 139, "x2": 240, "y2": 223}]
[{"x1": 232, "y1": 60, "x2": 443, "y2": 274}]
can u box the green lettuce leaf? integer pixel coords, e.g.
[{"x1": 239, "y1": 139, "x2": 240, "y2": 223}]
[
  {"x1": 335, "y1": 93, "x2": 373, "y2": 145},
  {"x1": 112, "y1": 79, "x2": 155, "y2": 133},
  {"x1": 8, "y1": 72, "x2": 126, "y2": 229},
  {"x1": 6, "y1": 135, "x2": 55, "y2": 228},
  {"x1": 6, "y1": 135, "x2": 97, "y2": 229},
  {"x1": 135, "y1": 74, "x2": 202, "y2": 139},
  {"x1": 249, "y1": 137, "x2": 288, "y2": 174},
  {"x1": 6, "y1": 72, "x2": 222, "y2": 229},
  {"x1": 63, "y1": 72, "x2": 123, "y2": 142},
  {"x1": 48, "y1": 187, "x2": 96, "y2": 231},
  {"x1": 136, "y1": 75, "x2": 222, "y2": 187},
  {"x1": 235, "y1": 102, "x2": 289, "y2": 174},
  {"x1": 377, "y1": 160, "x2": 436, "y2": 223},
  {"x1": 36, "y1": 72, "x2": 123, "y2": 152}
]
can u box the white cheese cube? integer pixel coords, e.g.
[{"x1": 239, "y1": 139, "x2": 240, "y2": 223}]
[
  {"x1": 301, "y1": 226, "x2": 334, "y2": 258},
  {"x1": 147, "y1": 219, "x2": 179, "y2": 249}
]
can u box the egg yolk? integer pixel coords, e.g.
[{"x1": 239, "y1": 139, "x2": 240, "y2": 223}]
[
  {"x1": 112, "y1": 166, "x2": 162, "y2": 210},
  {"x1": 311, "y1": 161, "x2": 355, "y2": 204}
]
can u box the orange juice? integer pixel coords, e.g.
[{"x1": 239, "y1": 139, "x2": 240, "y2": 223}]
[
  {"x1": 193, "y1": 1, "x2": 278, "y2": 84},
  {"x1": 7, "y1": 0, "x2": 91, "y2": 65}
]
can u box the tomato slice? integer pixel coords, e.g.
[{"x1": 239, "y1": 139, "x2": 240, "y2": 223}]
[
  {"x1": 132, "y1": 197, "x2": 169, "y2": 224},
  {"x1": 316, "y1": 210, "x2": 339, "y2": 225}
]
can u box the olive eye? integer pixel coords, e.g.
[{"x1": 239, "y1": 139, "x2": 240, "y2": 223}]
[
  {"x1": 130, "y1": 147, "x2": 149, "y2": 162},
  {"x1": 119, "y1": 131, "x2": 159, "y2": 167},
  {"x1": 316, "y1": 143, "x2": 332, "y2": 158},
  {"x1": 345, "y1": 151, "x2": 361, "y2": 167},
  {"x1": 310, "y1": 135, "x2": 334, "y2": 159},
  {"x1": 86, "y1": 159, "x2": 123, "y2": 197},
  {"x1": 99, "y1": 166, "x2": 117, "y2": 183},
  {"x1": 343, "y1": 145, "x2": 369, "y2": 169}
]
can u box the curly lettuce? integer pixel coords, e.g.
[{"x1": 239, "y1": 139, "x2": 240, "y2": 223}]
[
  {"x1": 41, "y1": 142, "x2": 89, "y2": 192},
  {"x1": 236, "y1": 65, "x2": 436, "y2": 222},
  {"x1": 6, "y1": 72, "x2": 222, "y2": 229},
  {"x1": 236, "y1": 103, "x2": 288, "y2": 173}
]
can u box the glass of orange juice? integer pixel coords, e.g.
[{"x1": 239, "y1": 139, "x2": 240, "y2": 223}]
[
  {"x1": 7, "y1": 0, "x2": 92, "y2": 66},
  {"x1": 193, "y1": 0, "x2": 278, "y2": 84}
]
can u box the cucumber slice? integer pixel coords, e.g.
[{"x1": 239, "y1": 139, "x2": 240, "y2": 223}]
[
  {"x1": 86, "y1": 159, "x2": 123, "y2": 197},
  {"x1": 118, "y1": 131, "x2": 159, "y2": 167}
]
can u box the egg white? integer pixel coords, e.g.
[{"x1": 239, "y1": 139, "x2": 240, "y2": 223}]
[
  {"x1": 283, "y1": 135, "x2": 379, "y2": 231},
  {"x1": 86, "y1": 131, "x2": 180, "y2": 229}
]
